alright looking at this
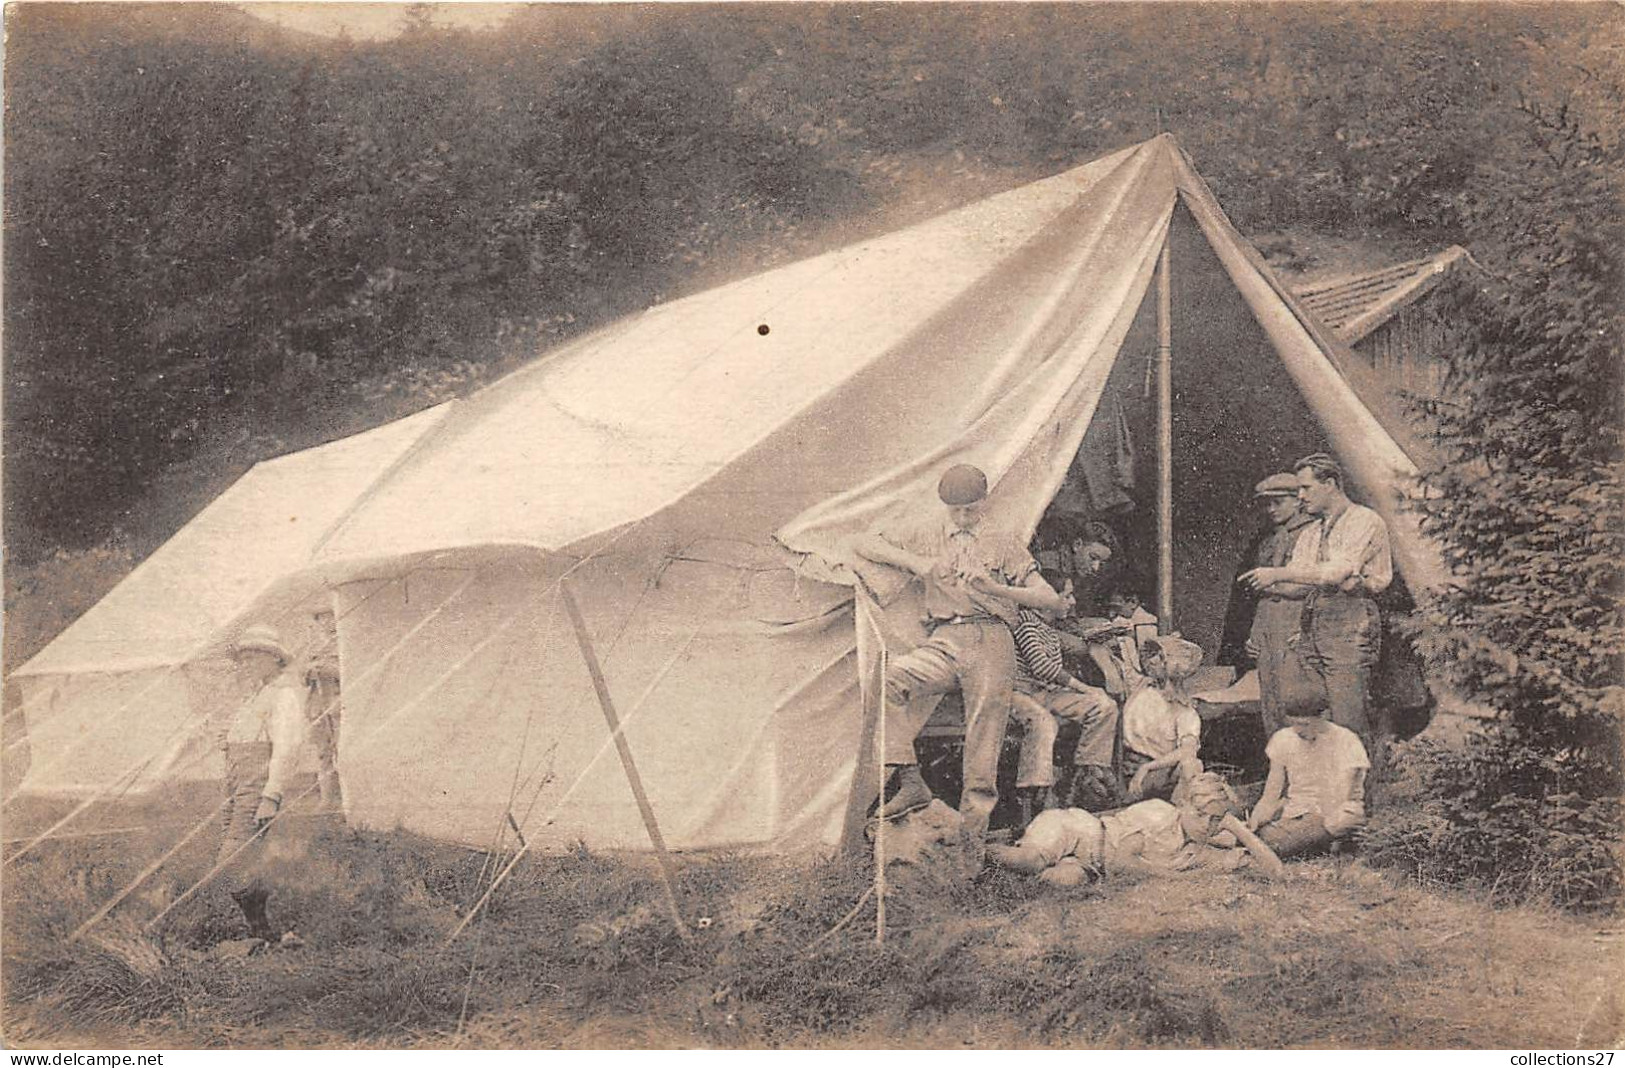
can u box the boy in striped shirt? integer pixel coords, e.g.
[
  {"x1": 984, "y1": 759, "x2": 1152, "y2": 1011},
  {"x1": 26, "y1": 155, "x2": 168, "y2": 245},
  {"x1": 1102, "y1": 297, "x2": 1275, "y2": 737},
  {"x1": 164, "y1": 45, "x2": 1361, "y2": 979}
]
[{"x1": 1008, "y1": 573, "x2": 1123, "y2": 825}]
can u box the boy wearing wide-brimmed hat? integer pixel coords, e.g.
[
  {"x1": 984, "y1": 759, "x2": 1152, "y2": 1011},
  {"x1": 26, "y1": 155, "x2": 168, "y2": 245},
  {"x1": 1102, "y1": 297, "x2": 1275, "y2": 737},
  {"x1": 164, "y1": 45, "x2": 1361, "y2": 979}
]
[{"x1": 217, "y1": 623, "x2": 307, "y2": 942}]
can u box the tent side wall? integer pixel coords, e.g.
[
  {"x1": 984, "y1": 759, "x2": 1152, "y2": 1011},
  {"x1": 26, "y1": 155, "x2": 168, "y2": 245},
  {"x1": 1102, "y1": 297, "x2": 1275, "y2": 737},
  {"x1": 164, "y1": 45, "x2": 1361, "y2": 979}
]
[
  {"x1": 6, "y1": 667, "x2": 224, "y2": 798},
  {"x1": 333, "y1": 549, "x2": 861, "y2": 852}
]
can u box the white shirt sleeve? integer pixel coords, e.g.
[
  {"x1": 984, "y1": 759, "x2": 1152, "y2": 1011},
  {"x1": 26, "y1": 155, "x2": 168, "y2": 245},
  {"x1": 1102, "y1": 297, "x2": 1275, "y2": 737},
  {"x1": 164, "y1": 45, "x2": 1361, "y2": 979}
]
[
  {"x1": 1174, "y1": 703, "x2": 1202, "y2": 747},
  {"x1": 1289, "y1": 508, "x2": 1393, "y2": 592},
  {"x1": 1339, "y1": 727, "x2": 1371, "y2": 773},
  {"x1": 261, "y1": 684, "x2": 309, "y2": 802},
  {"x1": 1264, "y1": 728, "x2": 1293, "y2": 764}
]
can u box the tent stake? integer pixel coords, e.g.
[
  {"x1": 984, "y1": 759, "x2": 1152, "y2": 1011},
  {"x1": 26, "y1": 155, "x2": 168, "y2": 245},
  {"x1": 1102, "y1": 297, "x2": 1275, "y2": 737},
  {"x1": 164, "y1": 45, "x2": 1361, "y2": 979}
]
[
  {"x1": 559, "y1": 579, "x2": 690, "y2": 941},
  {"x1": 1156, "y1": 229, "x2": 1174, "y2": 633}
]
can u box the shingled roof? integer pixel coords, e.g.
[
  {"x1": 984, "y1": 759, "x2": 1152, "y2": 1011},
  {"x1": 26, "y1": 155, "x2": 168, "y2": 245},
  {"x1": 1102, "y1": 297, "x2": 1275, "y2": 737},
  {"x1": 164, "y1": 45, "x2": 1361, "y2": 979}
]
[{"x1": 1294, "y1": 246, "x2": 1473, "y2": 343}]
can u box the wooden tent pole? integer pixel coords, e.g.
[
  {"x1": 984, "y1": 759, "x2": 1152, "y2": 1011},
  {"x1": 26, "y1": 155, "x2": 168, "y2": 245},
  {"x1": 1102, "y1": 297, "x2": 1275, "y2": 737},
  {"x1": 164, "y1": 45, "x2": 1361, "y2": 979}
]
[
  {"x1": 839, "y1": 594, "x2": 887, "y2": 855},
  {"x1": 1157, "y1": 230, "x2": 1174, "y2": 633},
  {"x1": 560, "y1": 579, "x2": 690, "y2": 940},
  {"x1": 839, "y1": 674, "x2": 883, "y2": 855}
]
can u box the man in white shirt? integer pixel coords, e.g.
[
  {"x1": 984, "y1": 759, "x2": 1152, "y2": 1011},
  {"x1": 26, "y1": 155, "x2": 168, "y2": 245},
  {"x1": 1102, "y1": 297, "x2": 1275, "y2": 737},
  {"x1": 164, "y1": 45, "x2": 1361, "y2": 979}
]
[
  {"x1": 1247, "y1": 701, "x2": 1371, "y2": 858},
  {"x1": 1240, "y1": 453, "x2": 1392, "y2": 772}
]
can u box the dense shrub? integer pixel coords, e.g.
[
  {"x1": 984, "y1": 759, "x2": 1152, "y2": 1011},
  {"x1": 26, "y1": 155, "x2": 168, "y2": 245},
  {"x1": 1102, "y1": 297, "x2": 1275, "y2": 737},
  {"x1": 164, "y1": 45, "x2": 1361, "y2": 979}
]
[{"x1": 1366, "y1": 44, "x2": 1624, "y2": 909}]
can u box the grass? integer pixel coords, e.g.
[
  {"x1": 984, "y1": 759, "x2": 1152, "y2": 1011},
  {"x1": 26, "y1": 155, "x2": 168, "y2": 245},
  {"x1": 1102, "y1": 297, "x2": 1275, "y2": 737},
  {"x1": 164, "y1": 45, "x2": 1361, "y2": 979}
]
[{"x1": 3, "y1": 803, "x2": 1622, "y2": 1049}]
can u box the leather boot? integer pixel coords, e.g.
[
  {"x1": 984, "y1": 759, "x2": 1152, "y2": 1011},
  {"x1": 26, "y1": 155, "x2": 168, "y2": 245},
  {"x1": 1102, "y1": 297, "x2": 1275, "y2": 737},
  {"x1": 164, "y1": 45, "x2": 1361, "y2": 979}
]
[
  {"x1": 231, "y1": 888, "x2": 275, "y2": 942},
  {"x1": 1015, "y1": 786, "x2": 1047, "y2": 835},
  {"x1": 877, "y1": 764, "x2": 933, "y2": 821},
  {"x1": 1072, "y1": 764, "x2": 1125, "y2": 812}
]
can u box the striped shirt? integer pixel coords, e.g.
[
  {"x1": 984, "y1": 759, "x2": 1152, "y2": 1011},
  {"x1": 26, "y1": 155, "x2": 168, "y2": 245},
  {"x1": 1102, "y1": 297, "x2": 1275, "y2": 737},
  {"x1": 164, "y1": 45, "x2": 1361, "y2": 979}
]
[{"x1": 1013, "y1": 607, "x2": 1070, "y2": 689}]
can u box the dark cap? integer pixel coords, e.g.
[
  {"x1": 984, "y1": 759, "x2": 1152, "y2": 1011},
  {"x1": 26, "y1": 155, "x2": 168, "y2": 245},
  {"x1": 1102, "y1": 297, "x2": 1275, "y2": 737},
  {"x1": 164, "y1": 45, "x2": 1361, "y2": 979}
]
[{"x1": 937, "y1": 464, "x2": 989, "y2": 506}]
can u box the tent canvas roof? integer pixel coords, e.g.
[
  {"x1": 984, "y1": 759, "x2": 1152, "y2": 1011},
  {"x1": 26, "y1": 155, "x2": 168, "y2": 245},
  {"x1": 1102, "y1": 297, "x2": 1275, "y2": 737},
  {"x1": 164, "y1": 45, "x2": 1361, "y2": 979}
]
[
  {"x1": 15, "y1": 405, "x2": 450, "y2": 677},
  {"x1": 17, "y1": 134, "x2": 1441, "y2": 684}
]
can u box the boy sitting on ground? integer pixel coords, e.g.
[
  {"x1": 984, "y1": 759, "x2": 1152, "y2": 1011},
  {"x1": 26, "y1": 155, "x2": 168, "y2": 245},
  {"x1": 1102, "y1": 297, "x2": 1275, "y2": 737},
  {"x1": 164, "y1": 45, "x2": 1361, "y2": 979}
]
[
  {"x1": 1007, "y1": 573, "x2": 1122, "y2": 826},
  {"x1": 1247, "y1": 693, "x2": 1371, "y2": 858},
  {"x1": 1122, "y1": 635, "x2": 1206, "y2": 802}
]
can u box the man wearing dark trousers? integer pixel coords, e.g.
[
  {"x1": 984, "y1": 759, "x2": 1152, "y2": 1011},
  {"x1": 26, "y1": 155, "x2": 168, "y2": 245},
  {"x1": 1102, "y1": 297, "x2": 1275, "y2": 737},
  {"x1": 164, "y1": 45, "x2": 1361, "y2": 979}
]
[
  {"x1": 1241, "y1": 453, "x2": 1393, "y2": 780},
  {"x1": 1244, "y1": 473, "x2": 1317, "y2": 738}
]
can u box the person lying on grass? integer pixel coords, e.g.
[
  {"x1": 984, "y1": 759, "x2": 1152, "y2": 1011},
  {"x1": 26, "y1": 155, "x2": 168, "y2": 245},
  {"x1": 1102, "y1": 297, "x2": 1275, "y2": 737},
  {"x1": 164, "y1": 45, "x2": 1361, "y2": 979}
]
[
  {"x1": 1247, "y1": 695, "x2": 1371, "y2": 859},
  {"x1": 1122, "y1": 635, "x2": 1206, "y2": 802},
  {"x1": 986, "y1": 771, "x2": 1283, "y2": 885}
]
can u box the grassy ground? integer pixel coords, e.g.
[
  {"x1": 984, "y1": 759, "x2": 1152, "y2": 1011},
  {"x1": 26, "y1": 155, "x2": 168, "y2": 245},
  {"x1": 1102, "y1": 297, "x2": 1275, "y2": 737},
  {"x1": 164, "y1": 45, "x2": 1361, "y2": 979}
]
[{"x1": 3, "y1": 800, "x2": 1621, "y2": 1050}]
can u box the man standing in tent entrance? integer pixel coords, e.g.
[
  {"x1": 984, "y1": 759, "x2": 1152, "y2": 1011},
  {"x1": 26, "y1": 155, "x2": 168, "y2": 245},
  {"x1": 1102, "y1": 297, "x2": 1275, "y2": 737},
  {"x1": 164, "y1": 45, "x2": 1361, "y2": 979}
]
[
  {"x1": 1243, "y1": 473, "x2": 1318, "y2": 738},
  {"x1": 304, "y1": 607, "x2": 343, "y2": 811},
  {"x1": 1241, "y1": 453, "x2": 1393, "y2": 776},
  {"x1": 851, "y1": 463, "x2": 1070, "y2": 873}
]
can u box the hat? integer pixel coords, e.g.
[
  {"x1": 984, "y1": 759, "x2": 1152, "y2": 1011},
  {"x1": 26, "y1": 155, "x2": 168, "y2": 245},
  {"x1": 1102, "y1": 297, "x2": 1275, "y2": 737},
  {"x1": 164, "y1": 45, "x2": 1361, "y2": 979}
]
[
  {"x1": 937, "y1": 464, "x2": 989, "y2": 506},
  {"x1": 1141, "y1": 635, "x2": 1204, "y2": 680},
  {"x1": 1253, "y1": 473, "x2": 1299, "y2": 498},
  {"x1": 231, "y1": 623, "x2": 290, "y2": 663}
]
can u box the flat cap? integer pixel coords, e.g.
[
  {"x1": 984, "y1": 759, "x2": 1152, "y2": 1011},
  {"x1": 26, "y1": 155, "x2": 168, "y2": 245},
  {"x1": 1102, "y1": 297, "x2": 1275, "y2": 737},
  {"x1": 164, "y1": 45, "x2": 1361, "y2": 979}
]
[{"x1": 1254, "y1": 473, "x2": 1299, "y2": 497}]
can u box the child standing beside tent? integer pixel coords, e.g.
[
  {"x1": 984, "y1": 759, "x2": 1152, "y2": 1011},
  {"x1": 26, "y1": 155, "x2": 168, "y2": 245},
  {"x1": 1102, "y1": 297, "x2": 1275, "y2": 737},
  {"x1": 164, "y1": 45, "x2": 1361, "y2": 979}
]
[
  {"x1": 303, "y1": 608, "x2": 343, "y2": 811},
  {"x1": 851, "y1": 463, "x2": 1070, "y2": 874},
  {"x1": 217, "y1": 624, "x2": 308, "y2": 942}
]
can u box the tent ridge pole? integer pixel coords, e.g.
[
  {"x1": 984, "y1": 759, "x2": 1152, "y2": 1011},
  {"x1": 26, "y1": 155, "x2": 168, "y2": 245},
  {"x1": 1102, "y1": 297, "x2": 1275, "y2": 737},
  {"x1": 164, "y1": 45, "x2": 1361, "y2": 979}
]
[
  {"x1": 1157, "y1": 229, "x2": 1174, "y2": 632},
  {"x1": 559, "y1": 579, "x2": 690, "y2": 940}
]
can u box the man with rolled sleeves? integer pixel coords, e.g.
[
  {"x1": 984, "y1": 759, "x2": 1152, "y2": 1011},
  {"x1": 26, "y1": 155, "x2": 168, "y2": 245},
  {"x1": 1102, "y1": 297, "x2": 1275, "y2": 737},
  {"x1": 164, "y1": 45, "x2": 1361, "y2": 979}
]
[
  {"x1": 850, "y1": 463, "x2": 1069, "y2": 873},
  {"x1": 1240, "y1": 453, "x2": 1393, "y2": 774},
  {"x1": 1246, "y1": 473, "x2": 1317, "y2": 738}
]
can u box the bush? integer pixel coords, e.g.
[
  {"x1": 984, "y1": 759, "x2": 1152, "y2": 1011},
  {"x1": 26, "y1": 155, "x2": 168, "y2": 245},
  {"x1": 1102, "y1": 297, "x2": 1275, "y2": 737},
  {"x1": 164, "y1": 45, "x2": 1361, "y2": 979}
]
[{"x1": 1375, "y1": 51, "x2": 1625, "y2": 910}]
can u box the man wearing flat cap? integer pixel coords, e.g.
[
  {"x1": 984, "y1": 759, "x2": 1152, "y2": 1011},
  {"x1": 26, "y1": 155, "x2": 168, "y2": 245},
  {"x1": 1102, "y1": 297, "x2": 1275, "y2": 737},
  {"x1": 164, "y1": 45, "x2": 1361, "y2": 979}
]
[
  {"x1": 217, "y1": 623, "x2": 308, "y2": 942},
  {"x1": 851, "y1": 463, "x2": 1070, "y2": 874},
  {"x1": 1246, "y1": 473, "x2": 1317, "y2": 737},
  {"x1": 1241, "y1": 453, "x2": 1393, "y2": 775}
]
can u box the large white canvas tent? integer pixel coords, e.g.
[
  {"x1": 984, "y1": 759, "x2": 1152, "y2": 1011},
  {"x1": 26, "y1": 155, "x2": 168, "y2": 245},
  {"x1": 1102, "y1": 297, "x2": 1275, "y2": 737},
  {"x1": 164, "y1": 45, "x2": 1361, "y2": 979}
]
[{"x1": 7, "y1": 135, "x2": 1441, "y2": 854}]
